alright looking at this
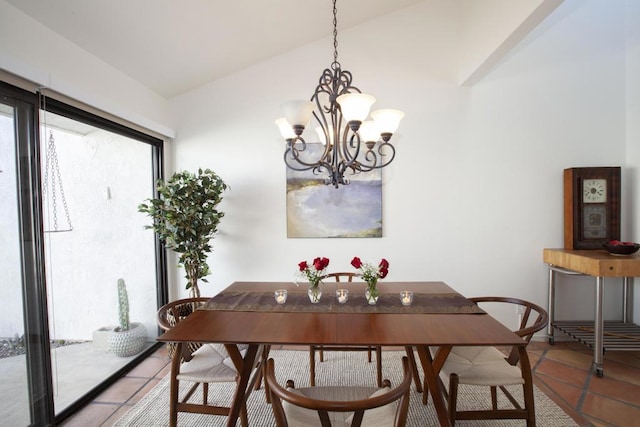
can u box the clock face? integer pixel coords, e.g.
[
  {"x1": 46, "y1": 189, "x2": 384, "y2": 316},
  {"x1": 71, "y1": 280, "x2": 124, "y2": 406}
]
[{"x1": 583, "y1": 179, "x2": 607, "y2": 203}]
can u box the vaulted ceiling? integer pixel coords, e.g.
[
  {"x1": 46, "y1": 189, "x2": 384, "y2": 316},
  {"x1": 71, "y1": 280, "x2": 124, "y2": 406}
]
[{"x1": 5, "y1": 0, "x2": 563, "y2": 99}]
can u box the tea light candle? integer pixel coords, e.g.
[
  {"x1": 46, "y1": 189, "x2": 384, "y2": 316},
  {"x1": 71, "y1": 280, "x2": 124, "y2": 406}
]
[
  {"x1": 336, "y1": 289, "x2": 349, "y2": 304},
  {"x1": 400, "y1": 291, "x2": 413, "y2": 306},
  {"x1": 274, "y1": 289, "x2": 287, "y2": 304}
]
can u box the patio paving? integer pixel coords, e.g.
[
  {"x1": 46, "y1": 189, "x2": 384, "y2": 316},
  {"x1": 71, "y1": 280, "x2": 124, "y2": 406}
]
[{"x1": 0, "y1": 341, "x2": 152, "y2": 426}]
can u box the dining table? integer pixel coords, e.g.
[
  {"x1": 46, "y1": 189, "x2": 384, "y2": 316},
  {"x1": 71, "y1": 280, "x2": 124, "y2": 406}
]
[{"x1": 157, "y1": 281, "x2": 529, "y2": 427}]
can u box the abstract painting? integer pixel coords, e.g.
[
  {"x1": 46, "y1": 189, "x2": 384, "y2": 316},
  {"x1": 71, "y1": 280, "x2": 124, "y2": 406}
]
[{"x1": 286, "y1": 143, "x2": 382, "y2": 238}]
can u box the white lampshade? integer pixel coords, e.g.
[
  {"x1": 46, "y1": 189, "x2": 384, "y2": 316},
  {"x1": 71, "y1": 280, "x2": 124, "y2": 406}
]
[
  {"x1": 371, "y1": 109, "x2": 405, "y2": 134},
  {"x1": 358, "y1": 121, "x2": 380, "y2": 143},
  {"x1": 275, "y1": 118, "x2": 296, "y2": 139},
  {"x1": 336, "y1": 93, "x2": 376, "y2": 123},
  {"x1": 281, "y1": 100, "x2": 314, "y2": 127}
]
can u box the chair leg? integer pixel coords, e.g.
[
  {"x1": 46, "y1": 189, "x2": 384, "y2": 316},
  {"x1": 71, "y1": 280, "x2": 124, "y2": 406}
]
[
  {"x1": 523, "y1": 382, "x2": 536, "y2": 427},
  {"x1": 519, "y1": 346, "x2": 537, "y2": 427},
  {"x1": 309, "y1": 346, "x2": 317, "y2": 386},
  {"x1": 375, "y1": 346, "x2": 383, "y2": 387},
  {"x1": 490, "y1": 385, "x2": 498, "y2": 410},
  {"x1": 203, "y1": 382, "x2": 209, "y2": 404},
  {"x1": 368, "y1": 347, "x2": 373, "y2": 362},
  {"x1": 448, "y1": 373, "x2": 459, "y2": 427},
  {"x1": 320, "y1": 346, "x2": 324, "y2": 362}
]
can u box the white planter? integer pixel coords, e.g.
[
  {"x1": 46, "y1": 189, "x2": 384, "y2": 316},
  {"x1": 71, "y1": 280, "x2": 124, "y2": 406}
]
[
  {"x1": 92, "y1": 326, "x2": 116, "y2": 352},
  {"x1": 108, "y1": 322, "x2": 147, "y2": 357}
]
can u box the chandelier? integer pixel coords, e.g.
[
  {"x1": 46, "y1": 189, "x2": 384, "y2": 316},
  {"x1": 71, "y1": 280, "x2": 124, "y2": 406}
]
[{"x1": 275, "y1": 0, "x2": 404, "y2": 188}]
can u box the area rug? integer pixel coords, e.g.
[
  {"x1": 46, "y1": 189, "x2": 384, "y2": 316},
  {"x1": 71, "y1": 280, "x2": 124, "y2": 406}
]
[{"x1": 115, "y1": 350, "x2": 578, "y2": 426}]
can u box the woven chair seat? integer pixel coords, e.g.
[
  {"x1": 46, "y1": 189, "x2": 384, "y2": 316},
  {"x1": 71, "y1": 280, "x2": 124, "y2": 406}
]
[
  {"x1": 177, "y1": 343, "x2": 248, "y2": 383},
  {"x1": 440, "y1": 346, "x2": 525, "y2": 386}
]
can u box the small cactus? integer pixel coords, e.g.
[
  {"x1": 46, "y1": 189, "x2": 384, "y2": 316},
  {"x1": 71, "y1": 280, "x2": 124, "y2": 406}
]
[{"x1": 117, "y1": 278, "x2": 130, "y2": 331}]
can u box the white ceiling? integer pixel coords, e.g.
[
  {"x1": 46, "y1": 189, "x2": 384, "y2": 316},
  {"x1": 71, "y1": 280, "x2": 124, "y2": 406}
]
[{"x1": 6, "y1": 0, "x2": 426, "y2": 98}]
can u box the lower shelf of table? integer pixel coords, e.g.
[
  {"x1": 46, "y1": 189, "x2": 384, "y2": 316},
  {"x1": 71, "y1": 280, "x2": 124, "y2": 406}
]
[{"x1": 552, "y1": 321, "x2": 640, "y2": 351}]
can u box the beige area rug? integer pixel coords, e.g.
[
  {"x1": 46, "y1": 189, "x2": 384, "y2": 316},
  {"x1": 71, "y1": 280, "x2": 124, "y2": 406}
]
[{"x1": 115, "y1": 350, "x2": 579, "y2": 426}]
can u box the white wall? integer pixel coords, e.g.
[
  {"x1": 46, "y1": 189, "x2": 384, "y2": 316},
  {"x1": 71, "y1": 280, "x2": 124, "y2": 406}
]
[
  {"x1": 0, "y1": 1, "x2": 174, "y2": 138},
  {"x1": 168, "y1": 0, "x2": 634, "y2": 330},
  {"x1": 626, "y1": 0, "x2": 640, "y2": 321}
]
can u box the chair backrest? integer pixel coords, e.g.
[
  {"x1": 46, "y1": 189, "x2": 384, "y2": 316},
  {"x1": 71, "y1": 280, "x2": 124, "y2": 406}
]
[
  {"x1": 322, "y1": 272, "x2": 357, "y2": 283},
  {"x1": 266, "y1": 356, "x2": 412, "y2": 427},
  {"x1": 157, "y1": 298, "x2": 209, "y2": 361},
  {"x1": 157, "y1": 297, "x2": 210, "y2": 331},
  {"x1": 469, "y1": 296, "x2": 549, "y2": 365}
]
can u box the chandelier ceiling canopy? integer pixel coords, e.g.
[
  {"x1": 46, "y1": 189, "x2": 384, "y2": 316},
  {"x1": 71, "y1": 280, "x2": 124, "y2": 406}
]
[{"x1": 276, "y1": 0, "x2": 404, "y2": 188}]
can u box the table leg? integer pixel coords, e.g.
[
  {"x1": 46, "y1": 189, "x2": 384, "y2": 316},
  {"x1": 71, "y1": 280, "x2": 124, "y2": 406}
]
[
  {"x1": 168, "y1": 342, "x2": 183, "y2": 427},
  {"x1": 547, "y1": 266, "x2": 556, "y2": 344},
  {"x1": 404, "y1": 346, "x2": 423, "y2": 393},
  {"x1": 623, "y1": 277, "x2": 631, "y2": 323},
  {"x1": 224, "y1": 344, "x2": 262, "y2": 427},
  {"x1": 416, "y1": 345, "x2": 452, "y2": 427},
  {"x1": 594, "y1": 276, "x2": 604, "y2": 377}
]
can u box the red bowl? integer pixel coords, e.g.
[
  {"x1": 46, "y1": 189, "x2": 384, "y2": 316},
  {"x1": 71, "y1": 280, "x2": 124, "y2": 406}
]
[{"x1": 602, "y1": 242, "x2": 640, "y2": 255}]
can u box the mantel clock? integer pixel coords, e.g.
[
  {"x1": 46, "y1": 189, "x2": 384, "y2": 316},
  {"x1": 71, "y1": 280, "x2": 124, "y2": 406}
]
[{"x1": 564, "y1": 167, "x2": 621, "y2": 250}]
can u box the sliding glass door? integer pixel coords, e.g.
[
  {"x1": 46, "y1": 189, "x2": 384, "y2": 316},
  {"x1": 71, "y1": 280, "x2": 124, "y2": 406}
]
[
  {"x1": 0, "y1": 82, "x2": 54, "y2": 426},
  {"x1": 0, "y1": 81, "x2": 166, "y2": 425},
  {"x1": 41, "y1": 107, "x2": 161, "y2": 417}
]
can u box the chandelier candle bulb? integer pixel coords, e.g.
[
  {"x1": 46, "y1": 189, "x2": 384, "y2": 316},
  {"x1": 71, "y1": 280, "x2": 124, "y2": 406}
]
[
  {"x1": 336, "y1": 289, "x2": 349, "y2": 304},
  {"x1": 275, "y1": 118, "x2": 296, "y2": 140},
  {"x1": 400, "y1": 291, "x2": 413, "y2": 306},
  {"x1": 274, "y1": 289, "x2": 288, "y2": 304}
]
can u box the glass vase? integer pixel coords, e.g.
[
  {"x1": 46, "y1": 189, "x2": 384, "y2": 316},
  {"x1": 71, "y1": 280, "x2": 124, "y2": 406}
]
[
  {"x1": 308, "y1": 282, "x2": 323, "y2": 303},
  {"x1": 365, "y1": 284, "x2": 379, "y2": 305}
]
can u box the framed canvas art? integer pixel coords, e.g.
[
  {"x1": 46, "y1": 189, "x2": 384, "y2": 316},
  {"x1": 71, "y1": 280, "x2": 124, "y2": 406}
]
[{"x1": 286, "y1": 143, "x2": 382, "y2": 238}]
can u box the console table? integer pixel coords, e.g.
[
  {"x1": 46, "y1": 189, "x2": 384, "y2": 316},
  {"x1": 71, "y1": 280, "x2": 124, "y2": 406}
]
[{"x1": 543, "y1": 248, "x2": 640, "y2": 377}]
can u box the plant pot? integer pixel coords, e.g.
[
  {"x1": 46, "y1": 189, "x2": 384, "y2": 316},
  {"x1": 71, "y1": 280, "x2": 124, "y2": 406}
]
[
  {"x1": 109, "y1": 322, "x2": 147, "y2": 357},
  {"x1": 92, "y1": 326, "x2": 115, "y2": 352}
]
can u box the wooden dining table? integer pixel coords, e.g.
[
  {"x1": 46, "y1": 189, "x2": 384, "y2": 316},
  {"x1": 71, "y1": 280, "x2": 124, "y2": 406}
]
[{"x1": 157, "y1": 281, "x2": 529, "y2": 427}]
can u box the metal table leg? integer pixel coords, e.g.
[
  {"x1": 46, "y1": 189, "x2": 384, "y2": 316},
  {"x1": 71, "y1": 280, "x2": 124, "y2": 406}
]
[
  {"x1": 623, "y1": 277, "x2": 631, "y2": 323},
  {"x1": 594, "y1": 276, "x2": 604, "y2": 377},
  {"x1": 547, "y1": 266, "x2": 556, "y2": 344}
]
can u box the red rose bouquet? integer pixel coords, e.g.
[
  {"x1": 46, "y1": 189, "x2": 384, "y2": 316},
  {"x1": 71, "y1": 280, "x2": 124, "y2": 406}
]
[
  {"x1": 297, "y1": 257, "x2": 330, "y2": 287},
  {"x1": 351, "y1": 257, "x2": 389, "y2": 304},
  {"x1": 297, "y1": 257, "x2": 329, "y2": 303}
]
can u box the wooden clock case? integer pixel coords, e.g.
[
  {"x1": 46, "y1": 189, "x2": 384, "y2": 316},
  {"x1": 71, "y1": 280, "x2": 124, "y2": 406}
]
[{"x1": 563, "y1": 166, "x2": 621, "y2": 250}]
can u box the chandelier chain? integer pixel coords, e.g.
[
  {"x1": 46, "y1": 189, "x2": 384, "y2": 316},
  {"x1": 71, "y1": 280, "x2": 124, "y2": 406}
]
[{"x1": 332, "y1": 0, "x2": 339, "y2": 67}]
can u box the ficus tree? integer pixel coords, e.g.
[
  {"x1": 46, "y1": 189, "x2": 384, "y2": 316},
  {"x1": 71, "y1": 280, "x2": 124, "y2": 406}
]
[{"x1": 138, "y1": 168, "x2": 227, "y2": 297}]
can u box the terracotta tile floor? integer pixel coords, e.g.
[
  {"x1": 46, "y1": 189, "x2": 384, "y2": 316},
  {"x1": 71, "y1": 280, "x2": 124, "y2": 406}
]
[{"x1": 61, "y1": 341, "x2": 640, "y2": 426}]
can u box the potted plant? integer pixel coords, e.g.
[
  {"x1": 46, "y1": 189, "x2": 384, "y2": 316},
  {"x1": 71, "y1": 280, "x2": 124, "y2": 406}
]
[
  {"x1": 110, "y1": 278, "x2": 147, "y2": 357},
  {"x1": 138, "y1": 168, "x2": 228, "y2": 297}
]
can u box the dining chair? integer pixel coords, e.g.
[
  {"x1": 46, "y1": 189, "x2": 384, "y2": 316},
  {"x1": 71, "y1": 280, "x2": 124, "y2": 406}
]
[
  {"x1": 309, "y1": 272, "x2": 383, "y2": 387},
  {"x1": 437, "y1": 296, "x2": 549, "y2": 426},
  {"x1": 158, "y1": 297, "x2": 208, "y2": 360},
  {"x1": 157, "y1": 298, "x2": 264, "y2": 427},
  {"x1": 266, "y1": 356, "x2": 412, "y2": 427}
]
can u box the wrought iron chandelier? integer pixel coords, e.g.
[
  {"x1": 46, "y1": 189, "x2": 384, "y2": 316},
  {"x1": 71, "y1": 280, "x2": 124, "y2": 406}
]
[{"x1": 275, "y1": 0, "x2": 404, "y2": 188}]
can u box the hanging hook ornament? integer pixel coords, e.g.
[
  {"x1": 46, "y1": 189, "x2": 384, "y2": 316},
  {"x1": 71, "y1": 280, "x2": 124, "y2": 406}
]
[{"x1": 43, "y1": 130, "x2": 73, "y2": 232}]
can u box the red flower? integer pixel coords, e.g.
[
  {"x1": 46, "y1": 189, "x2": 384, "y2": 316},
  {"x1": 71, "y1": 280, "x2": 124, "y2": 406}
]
[
  {"x1": 379, "y1": 258, "x2": 389, "y2": 269},
  {"x1": 351, "y1": 256, "x2": 362, "y2": 269},
  {"x1": 313, "y1": 257, "x2": 329, "y2": 270},
  {"x1": 298, "y1": 261, "x2": 308, "y2": 272},
  {"x1": 379, "y1": 267, "x2": 389, "y2": 279}
]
